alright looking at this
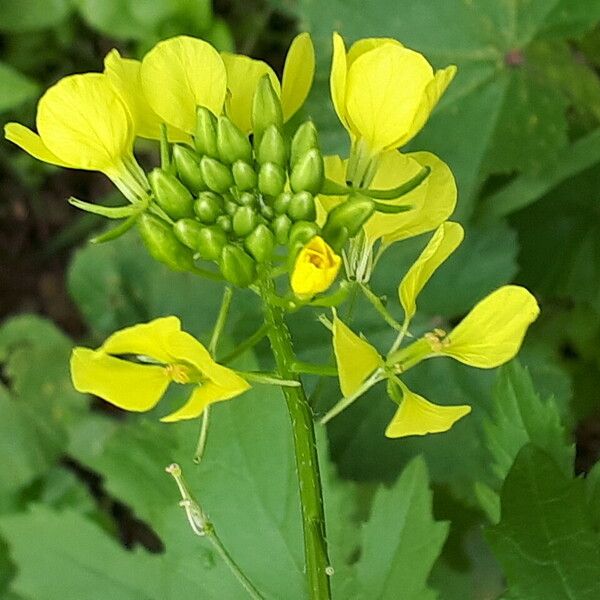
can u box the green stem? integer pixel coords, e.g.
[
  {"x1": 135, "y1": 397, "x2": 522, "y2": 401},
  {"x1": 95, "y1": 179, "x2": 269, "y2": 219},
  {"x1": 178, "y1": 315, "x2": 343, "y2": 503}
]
[
  {"x1": 218, "y1": 323, "x2": 271, "y2": 365},
  {"x1": 290, "y1": 361, "x2": 338, "y2": 377},
  {"x1": 258, "y1": 273, "x2": 332, "y2": 600},
  {"x1": 359, "y1": 284, "x2": 403, "y2": 331}
]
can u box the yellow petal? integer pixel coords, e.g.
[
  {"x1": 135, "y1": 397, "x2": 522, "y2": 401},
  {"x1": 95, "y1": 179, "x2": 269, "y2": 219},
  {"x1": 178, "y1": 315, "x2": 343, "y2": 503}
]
[
  {"x1": 385, "y1": 380, "x2": 470, "y2": 438},
  {"x1": 345, "y1": 44, "x2": 433, "y2": 153},
  {"x1": 440, "y1": 285, "x2": 540, "y2": 368},
  {"x1": 332, "y1": 313, "x2": 383, "y2": 398},
  {"x1": 281, "y1": 33, "x2": 315, "y2": 122},
  {"x1": 330, "y1": 33, "x2": 349, "y2": 132},
  {"x1": 101, "y1": 316, "x2": 182, "y2": 364},
  {"x1": 70, "y1": 348, "x2": 169, "y2": 412},
  {"x1": 346, "y1": 37, "x2": 403, "y2": 67},
  {"x1": 36, "y1": 73, "x2": 133, "y2": 173},
  {"x1": 399, "y1": 222, "x2": 464, "y2": 321},
  {"x1": 4, "y1": 123, "x2": 72, "y2": 168},
  {"x1": 141, "y1": 36, "x2": 227, "y2": 134},
  {"x1": 221, "y1": 52, "x2": 280, "y2": 133},
  {"x1": 290, "y1": 236, "x2": 342, "y2": 298},
  {"x1": 104, "y1": 49, "x2": 189, "y2": 143},
  {"x1": 161, "y1": 381, "x2": 242, "y2": 422}
]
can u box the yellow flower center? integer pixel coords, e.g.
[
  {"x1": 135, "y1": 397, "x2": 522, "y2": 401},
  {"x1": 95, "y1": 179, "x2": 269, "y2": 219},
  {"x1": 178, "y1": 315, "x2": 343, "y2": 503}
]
[{"x1": 165, "y1": 363, "x2": 192, "y2": 384}]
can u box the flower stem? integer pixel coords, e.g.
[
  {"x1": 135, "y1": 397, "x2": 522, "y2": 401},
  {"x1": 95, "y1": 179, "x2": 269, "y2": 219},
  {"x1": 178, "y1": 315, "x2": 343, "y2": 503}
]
[{"x1": 258, "y1": 273, "x2": 332, "y2": 600}]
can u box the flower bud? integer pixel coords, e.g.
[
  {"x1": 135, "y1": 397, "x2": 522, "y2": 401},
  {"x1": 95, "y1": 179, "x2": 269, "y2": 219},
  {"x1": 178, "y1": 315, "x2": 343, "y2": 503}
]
[
  {"x1": 273, "y1": 214, "x2": 292, "y2": 245},
  {"x1": 200, "y1": 156, "x2": 234, "y2": 194},
  {"x1": 137, "y1": 213, "x2": 195, "y2": 272},
  {"x1": 172, "y1": 145, "x2": 207, "y2": 193},
  {"x1": 289, "y1": 220, "x2": 320, "y2": 249},
  {"x1": 173, "y1": 218, "x2": 203, "y2": 250},
  {"x1": 260, "y1": 204, "x2": 275, "y2": 220},
  {"x1": 252, "y1": 75, "x2": 283, "y2": 147},
  {"x1": 178, "y1": 221, "x2": 227, "y2": 261},
  {"x1": 216, "y1": 214, "x2": 232, "y2": 233},
  {"x1": 217, "y1": 116, "x2": 253, "y2": 164},
  {"x1": 290, "y1": 148, "x2": 324, "y2": 194},
  {"x1": 290, "y1": 236, "x2": 341, "y2": 298},
  {"x1": 290, "y1": 120, "x2": 319, "y2": 168},
  {"x1": 245, "y1": 223, "x2": 275, "y2": 263},
  {"x1": 233, "y1": 205, "x2": 257, "y2": 237},
  {"x1": 149, "y1": 168, "x2": 195, "y2": 220},
  {"x1": 238, "y1": 192, "x2": 257, "y2": 208},
  {"x1": 220, "y1": 244, "x2": 257, "y2": 287},
  {"x1": 194, "y1": 192, "x2": 223, "y2": 224},
  {"x1": 232, "y1": 160, "x2": 258, "y2": 192},
  {"x1": 258, "y1": 162, "x2": 286, "y2": 197},
  {"x1": 322, "y1": 196, "x2": 375, "y2": 239},
  {"x1": 195, "y1": 107, "x2": 219, "y2": 158},
  {"x1": 274, "y1": 191, "x2": 292, "y2": 215},
  {"x1": 257, "y1": 125, "x2": 287, "y2": 167},
  {"x1": 288, "y1": 191, "x2": 316, "y2": 222}
]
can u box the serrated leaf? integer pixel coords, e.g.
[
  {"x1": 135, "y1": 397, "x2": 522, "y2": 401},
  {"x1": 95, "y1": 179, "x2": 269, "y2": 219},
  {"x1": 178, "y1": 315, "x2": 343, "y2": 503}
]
[{"x1": 487, "y1": 445, "x2": 600, "y2": 600}]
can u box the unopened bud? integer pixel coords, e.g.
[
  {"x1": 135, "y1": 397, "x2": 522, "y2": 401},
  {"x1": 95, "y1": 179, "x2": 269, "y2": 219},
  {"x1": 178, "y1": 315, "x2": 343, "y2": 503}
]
[
  {"x1": 238, "y1": 192, "x2": 257, "y2": 208},
  {"x1": 200, "y1": 157, "x2": 234, "y2": 194},
  {"x1": 195, "y1": 107, "x2": 219, "y2": 158},
  {"x1": 252, "y1": 75, "x2": 283, "y2": 147},
  {"x1": 290, "y1": 148, "x2": 324, "y2": 194},
  {"x1": 194, "y1": 192, "x2": 223, "y2": 224},
  {"x1": 217, "y1": 117, "x2": 252, "y2": 164},
  {"x1": 173, "y1": 219, "x2": 227, "y2": 261},
  {"x1": 138, "y1": 213, "x2": 195, "y2": 272},
  {"x1": 323, "y1": 196, "x2": 375, "y2": 238},
  {"x1": 288, "y1": 221, "x2": 320, "y2": 270},
  {"x1": 257, "y1": 125, "x2": 287, "y2": 167},
  {"x1": 273, "y1": 214, "x2": 292, "y2": 245},
  {"x1": 288, "y1": 191, "x2": 316, "y2": 222},
  {"x1": 173, "y1": 145, "x2": 207, "y2": 193},
  {"x1": 245, "y1": 223, "x2": 275, "y2": 263},
  {"x1": 149, "y1": 168, "x2": 195, "y2": 220},
  {"x1": 220, "y1": 245, "x2": 257, "y2": 287},
  {"x1": 290, "y1": 121, "x2": 319, "y2": 168},
  {"x1": 233, "y1": 206, "x2": 257, "y2": 237},
  {"x1": 274, "y1": 191, "x2": 292, "y2": 215},
  {"x1": 216, "y1": 214, "x2": 232, "y2": 233},
  {"x1": 258, "y1": 162, "x2": 286, "y2": 197},
  {"x1": 232, "y1": 160, "x2": 258, "y2": 192}
]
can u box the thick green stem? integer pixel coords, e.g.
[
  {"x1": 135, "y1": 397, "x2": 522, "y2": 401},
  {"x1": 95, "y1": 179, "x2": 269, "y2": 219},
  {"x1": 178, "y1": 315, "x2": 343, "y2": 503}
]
[{"x1": 258, "y1": 274, "x2": 332, "y2": 600}]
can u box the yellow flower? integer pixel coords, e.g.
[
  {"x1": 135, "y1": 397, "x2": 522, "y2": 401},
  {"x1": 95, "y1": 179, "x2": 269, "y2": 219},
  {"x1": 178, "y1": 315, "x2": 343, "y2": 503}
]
[
  {"x1": 221, "y1": 32, "x2": 315, "y2": 133},
  {"x1": 330, "y1": 33, "x2": 456, "y2": 154},
  {"x1": 291, "y1": 236, "x2": 342, "y2": 298},
  {"x1": 70, "y1": 316, "x2": 250, "y2": 422},
  {"x1": 140, "y1": 36, "x2": 227, "y2": 134},
  {"x1": 4, "y1": 73, "x2": 146, "y2": 200}
]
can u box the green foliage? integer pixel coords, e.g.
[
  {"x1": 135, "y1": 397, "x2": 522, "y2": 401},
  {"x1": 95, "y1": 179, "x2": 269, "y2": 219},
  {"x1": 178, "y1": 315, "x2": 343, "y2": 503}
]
[
  {"x1": 0, "y1": 0, "x2": 71, "y2": 32},
  {"x1": 0, "y1": 62, "x2": 38, "y2": 113}
]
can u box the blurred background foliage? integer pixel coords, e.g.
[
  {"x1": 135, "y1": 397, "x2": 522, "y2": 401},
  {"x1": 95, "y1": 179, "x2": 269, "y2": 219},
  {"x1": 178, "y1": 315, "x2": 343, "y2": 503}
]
[{"x1": 2, "y1": 1, "x2": 600, "y2": 598}]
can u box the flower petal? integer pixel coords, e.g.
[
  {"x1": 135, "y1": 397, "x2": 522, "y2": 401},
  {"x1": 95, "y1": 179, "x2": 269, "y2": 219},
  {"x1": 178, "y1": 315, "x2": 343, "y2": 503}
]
[
  {"x1": 290, "y1": 236, "x2": 341, "y2": 298},
  {"x1": 281, "y1": 33, "x2": 315, "y2": 122},
  {"x1": 4, "y1": 123, "x2": 72, "y2": 168},
  {"x1": 332, "y1": 312, "x2": 383, "y2": 398},
  {"x1": 36, "y1": 73, "x2": 133, "y2": 173},
  {"x1": 440, "y1": 285, "x2": 540, "y2": 368},
  {"x1": 399, "y1": 221, "x2": 464, "y2": 321},
  {"x1": 385, "y1": 380, "x2": 470, "y2": 438},
  {"x1": 221, "y1": 52, "x2": 279, "y2": 133},
  {"x1": 330, "y1": 33, "x2": 349, "y2": 132},
  {"x1": 346, "y1": 37, "x2": 403, "y2": 67},
  {"x1": 70, "y1": 347, "x2": 169, "y2": 412},
  {"x1": 345, "y1": 44, "x2": 433, "y2": 152},
  {"x1": 141, "y1": 36, "x2": 227, "y2": 134}
]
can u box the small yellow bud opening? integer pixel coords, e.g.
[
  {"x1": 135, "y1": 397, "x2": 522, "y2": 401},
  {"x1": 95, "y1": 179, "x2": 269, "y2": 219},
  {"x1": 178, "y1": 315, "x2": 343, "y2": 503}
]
[{"x1": 291, "y1": 236, "x2": 342, "y2": 298}]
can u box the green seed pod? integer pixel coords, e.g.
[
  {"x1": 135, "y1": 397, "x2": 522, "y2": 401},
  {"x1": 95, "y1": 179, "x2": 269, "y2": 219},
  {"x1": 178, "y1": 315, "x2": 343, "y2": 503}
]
[
  {"x1": 288, "y1": 191, "x2": 316, "y2": 222},
  {"x1": 273, "y1": 214, "x2": 292, "y2": 245},
  {"x1": 233, "y1": 205, "x2": 257, "y2": 237},
  {"x1": 217, "y1": 116, "x2": 252, "y2": 164},
  {"x1": 238, "y1": 192, "x2": 257, "y2": 208},
  {"x1": 194, "y1": 192, "x2": 223, "y2": 224},
  {"x1": 220, "y1": 245, "x2": 257, "y2": 287},
  {"x1": 290, "y1": 148, "x2": 325, "y2": 194},
  {"x1": 172, "y1": 145, "x2": 207, "y2": 193},
  {"x1": 274, "y1": 191, "x2": 292, "y2": 215},
  {"x1": 257, "y1": 124, "x2": 287, "y2": 167},
  {"x1": 137, "y1": 213, "x2": 195, "y2": 272},
  {"x1": 200, "y1": 156, "x2": 234, "y2": 194},
  {"x1": 216, "y1": 214, "x2": 232, "y2": 233},
  {"x1": 252, "y1": 75, "x2": 283, "y2": 147},
  {"x1": 245, "y1": 223, "x2": 275, "y2": 263},
  {"x1": 195, "y1": 107, "x2": 219, "y2": 158},
  {"x1": 322, "y1": 196, "x2": 375, "y2": 237},
  {"x1": 290, "y1": 120, "x2": 319, "y2": 168},
  {"x1": 258, "y1": 162, "x2": 286, "y2": 197},
  {"x1": 232, "y1": 160, "x2": 258, "y2": 191},
  {"x1": 149, "y1": 168, "x2": 195, "y2": 220}
]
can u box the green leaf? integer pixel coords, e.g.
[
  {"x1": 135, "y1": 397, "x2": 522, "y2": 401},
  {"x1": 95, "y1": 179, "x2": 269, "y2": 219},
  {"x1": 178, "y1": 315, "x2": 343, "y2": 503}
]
[
  {"x1": 0, "y1": 62, "x2": 38, "y2": 113},
  {"x1": 486, "y1": 445, "x2": 600, "y2": 600},
  {"x1": 355, "y1": 457, "x2": 448, "y2": 599},
  {"x1": 585, "y1": 460, "x2": 600, "y2": 533},
  {"x1": 0, "y1": 0, "x2": 71, "y2": 31}
]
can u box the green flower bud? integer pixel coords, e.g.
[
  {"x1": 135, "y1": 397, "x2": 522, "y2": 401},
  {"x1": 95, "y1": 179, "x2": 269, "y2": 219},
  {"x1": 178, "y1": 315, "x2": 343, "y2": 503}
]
[
  {"x1": 260, "y1": 203, "x2": 275, "y2": 220},
  {"x1": 216, "y1": 214, "x2": 232, "y2": 233},
  {"x1": 273, "y1": 214, "x2": 292, "y2": 245},
  {"x1": 274, "y1": 191, "x2": 292, "y2": 215},
  {"x1": 149, "y1": 168, "x2": 195, "y2": 220},
  {"x1": 224, "y1": 199, "x2": 238, "y2": 216},
  {"x1": 220, "y1": 244, "x2": 257, "y2": 287},
  {"x1": 232, "y1": 160, "x2": 258, "y2": 192},
  {"x1": 137, "y1": 213, "x2": 195, "y2": 272},
  {"x1": 233, "y1": 205, "x2": 257, "y2": 237},
  {"x1": 288, "y1": 191, "x2": 316, "y2": 222},
  {"x1": 322, "y1": 224, "x2": 349, "y2": 253},
  {"x1": 200, "y1": 156, "x2": 234, "y2": 194},
  {"x1": 245, "y1": 223, "x2": 275, "y2": 263},
  {"x1": 290, "y1": 148, "x2": 324, "y2": 194},
  {"x1": 258, "y1": 162, "x2": 286, "y2": 197},
  {"x1": 172, "y1": 145, "x2": 207, "y2": 193},
  {"x1": 257, "y1": 125, "x2": 287, "y2": 167},
  {"x1": 174, "y1": 219, "x2": 227, "y2": 261},
  {"x1": 195, "y1": 107, "x2": 219, "y2": 158},
  {"x1": 217, "y1": 116, "x2": 252, "y2": 164},
  {"x1": 289, "y1": 220, "x2": 320, "y2": 248},
  {"x1": 194, "y1": 192, "x2": 223, "y2": 224},
  {"x1": 252, "y1": 75, "x2": 283, "y2": 147},
  {"x1": 290, "y1": 120, "x2": 319, "y2": 168},
  {"x1": 238, "y1": 191, "x2": 258, "y2": 208},
  {"x1": 322, "y1": 196, "x2": 375, "y2": 237}
]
